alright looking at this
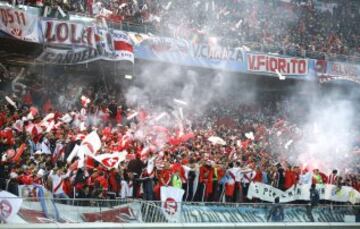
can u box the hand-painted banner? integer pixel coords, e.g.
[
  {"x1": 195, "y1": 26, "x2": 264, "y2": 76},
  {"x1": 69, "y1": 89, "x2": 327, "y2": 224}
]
[
  {"x1": 81, "y1": 203, "x2": 142, "y2": 223},
  {"x1": 37, "y1": 25, "x2": 134, "y2": 64},
  {"x1": 0, "y1": 4, "x2": 41, "y2": 42},
  {"x1": 181, "y1": 204, "x2": 355, "y2": 223},
  {"x1": 129, "y1": 32, "x2": 246, "y2": 72},
  {"x1": 247, "y1": 182, "x2": 360, "y2": 204},
  {"x1": 0, "y1": 5, "x2": 134, "y2": 65},
  {"x1": 326, "y1": 61, "x2": 360, "y2": 78},
  {"x1": 42, "y1": 19, "x2": 96, "y2": 49},
  {"x1": 246, "y1": 53, "x2": 308, "y2": 76}
]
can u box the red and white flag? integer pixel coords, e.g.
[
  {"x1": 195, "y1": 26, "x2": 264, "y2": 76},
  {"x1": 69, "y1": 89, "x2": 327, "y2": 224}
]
[
  {"x1": 96, "y1": 29, "x2": 134, "y2": 63},
  {"x1": 111, "y1": 30, "x2": 134, "y2": 63},
  {"x1": 0, "y1": 191, "x2": 22, "y2": 222},
  {"x1": 93, "y1": 151, "x2": 127, "y2": 169},
  {"x1": 81, "y1": 131, "x2": 102, "y2": 156},
  {"x1": 160, "y1": 186, "x2": 184, "y2": 223}
]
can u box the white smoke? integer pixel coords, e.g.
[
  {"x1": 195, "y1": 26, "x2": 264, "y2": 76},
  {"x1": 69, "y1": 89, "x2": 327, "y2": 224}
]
[{"x1": 281, "y1": 86, "x2": 360, "y2": 174}]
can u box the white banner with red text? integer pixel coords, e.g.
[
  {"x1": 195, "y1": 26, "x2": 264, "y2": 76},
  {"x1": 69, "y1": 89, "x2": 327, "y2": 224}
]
[
  {"x1": 38, "y1": 19, "x2": 134, "y2": 64},
  {"x1": 246, "y1": 53, "x2": 309, "y2": 77},
  {"x1": 247, "y1": 182, "x2": 360, "y2": 204}
]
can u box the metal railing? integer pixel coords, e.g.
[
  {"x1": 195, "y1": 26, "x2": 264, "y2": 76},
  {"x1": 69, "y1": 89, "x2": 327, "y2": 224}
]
[{"x1": 2, "y1": 196, "x2": 359, "y2": 224}]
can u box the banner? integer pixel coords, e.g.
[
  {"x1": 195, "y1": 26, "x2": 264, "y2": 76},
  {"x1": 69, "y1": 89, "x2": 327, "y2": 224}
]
[
  {"x1": 81, "y1": 203, "x2": 142, "y2": 223},
  {"x1": 0, "y1": 5, "x2": 134, "y2": 65},
  {"x1": 247, "y1": 53, "x2": 308, "y2": 76},
  {"x1": 42, "y1": 19, "x2": 96, "y2": 49},
  {"x1": 0, "y1": 191, "x2": 22, "y2": 222},
  {"x1": 326, "y1": 61, "x2": 360, "y2": 78},
  {"x1": 181, "y1": 204, "x2": 355, "y2": 223},
  {"x1": 160, "y1": 186, "x2": 185, "y2": 223},
  {"x1": 37, "y1": 21, "x2": 134, "y2": 64},
  {"x1": 247, "y1": 182, "x2": 360, "y2": 204},
  {"x1": 129, "y1": 32, "x2": 246, "y2": 72},
  {"x1": 0, "y1": 4, "x2": 41, "y2": 42}
]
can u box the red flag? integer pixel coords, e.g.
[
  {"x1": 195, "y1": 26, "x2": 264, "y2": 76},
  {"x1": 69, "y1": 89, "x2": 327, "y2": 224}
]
[
  {"x1": 11, "y1": 144, "x2": 27, "y2": 162},
  {"x1": 180, "y1": 132, "x2": 194, "y2": 142}
]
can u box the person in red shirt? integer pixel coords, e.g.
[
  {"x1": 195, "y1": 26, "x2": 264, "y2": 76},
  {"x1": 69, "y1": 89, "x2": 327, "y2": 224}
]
[
  {"x1": 253, "y1": 166, "x2": 263, "y2": 183},
  {"x1": 194, "y1": 161, "x2": 213, "y2": 202},
  {"x1": 95, "y1": 171, "x2": 109, "y2": 191},
  {"x1": 158, "y1": 162, "x2": 172, "y2": 187},
  {"x1": 62, "y1": 177, "x2": 73, "y2": 198},
  {"x1": 284, "y1": 166, "x2": 297, "y2": 190},
  {"x1": 108, "y1": 169, "x2": 121, "y2": 197},
  {"x1": 171, "y1": 159, "x2": 186, "y2": 184}
]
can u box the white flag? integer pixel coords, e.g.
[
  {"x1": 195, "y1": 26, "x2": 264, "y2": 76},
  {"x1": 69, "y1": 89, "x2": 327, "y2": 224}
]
[
  {"x1": 208, "y1": 136, "x2": 226, "y2": 145},
  {"x1": 0, "y1": 191, "x2": 22, "y2": 222},
  {"x1": 160, "y1": 186, "x2": 185, "y2": 223}
]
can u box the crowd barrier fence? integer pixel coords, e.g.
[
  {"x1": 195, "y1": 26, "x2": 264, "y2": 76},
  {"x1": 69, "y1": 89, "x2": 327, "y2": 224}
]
[{"x1": 1, "y1": 196, "x2": 359, "y2": 224}]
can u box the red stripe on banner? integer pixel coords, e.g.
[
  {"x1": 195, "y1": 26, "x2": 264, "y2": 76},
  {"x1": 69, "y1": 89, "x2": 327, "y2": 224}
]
[{"x1": 113, "y1": 40, "x2": 133, "y2": 52}]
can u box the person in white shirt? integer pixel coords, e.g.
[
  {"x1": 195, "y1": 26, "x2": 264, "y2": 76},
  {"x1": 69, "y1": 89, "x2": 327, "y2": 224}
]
[
  {"x1": 48, "y1": 168, "x2": 68, "y2": 199},
  {"x1": 41, "y1": 137, "x2": 51, "y2": 155},
  {"x1": 241, "y1": 167, "x2": 256, "y2": 202},
  {"x1": 120, "y1": 171, "x2": 133, "y2": 199}
]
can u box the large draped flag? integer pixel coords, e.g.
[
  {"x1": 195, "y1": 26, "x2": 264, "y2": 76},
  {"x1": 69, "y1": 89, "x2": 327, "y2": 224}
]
[
  {"x1": 0, "y1": 191, "x2": 22, "y2": 222},
  {"x1": 160, "y1": 186, "x2": 185, "y2": 223}
]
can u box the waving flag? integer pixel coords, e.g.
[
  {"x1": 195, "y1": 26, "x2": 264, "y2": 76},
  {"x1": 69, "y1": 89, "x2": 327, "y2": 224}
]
[
  {"x1": 93, "y1": 151, "x2": 128, "y2": 169},
  {"x1": 81, "y1": 131, "x2": 102, "y2": 156}
]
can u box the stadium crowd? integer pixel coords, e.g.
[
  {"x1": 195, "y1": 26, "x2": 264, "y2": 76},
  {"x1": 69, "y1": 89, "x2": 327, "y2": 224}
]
[
  {"x1": 0, "y1": 71, "x2": 360, "y2": 204},
  {"x1": 10, "y1": 0, "x2": 360, "y2": 60}
]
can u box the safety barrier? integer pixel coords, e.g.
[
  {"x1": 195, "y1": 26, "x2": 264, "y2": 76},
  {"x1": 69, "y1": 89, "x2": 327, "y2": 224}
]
[{"x1": 1, "y1": 197, "x2": 359, "y2": 224}]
